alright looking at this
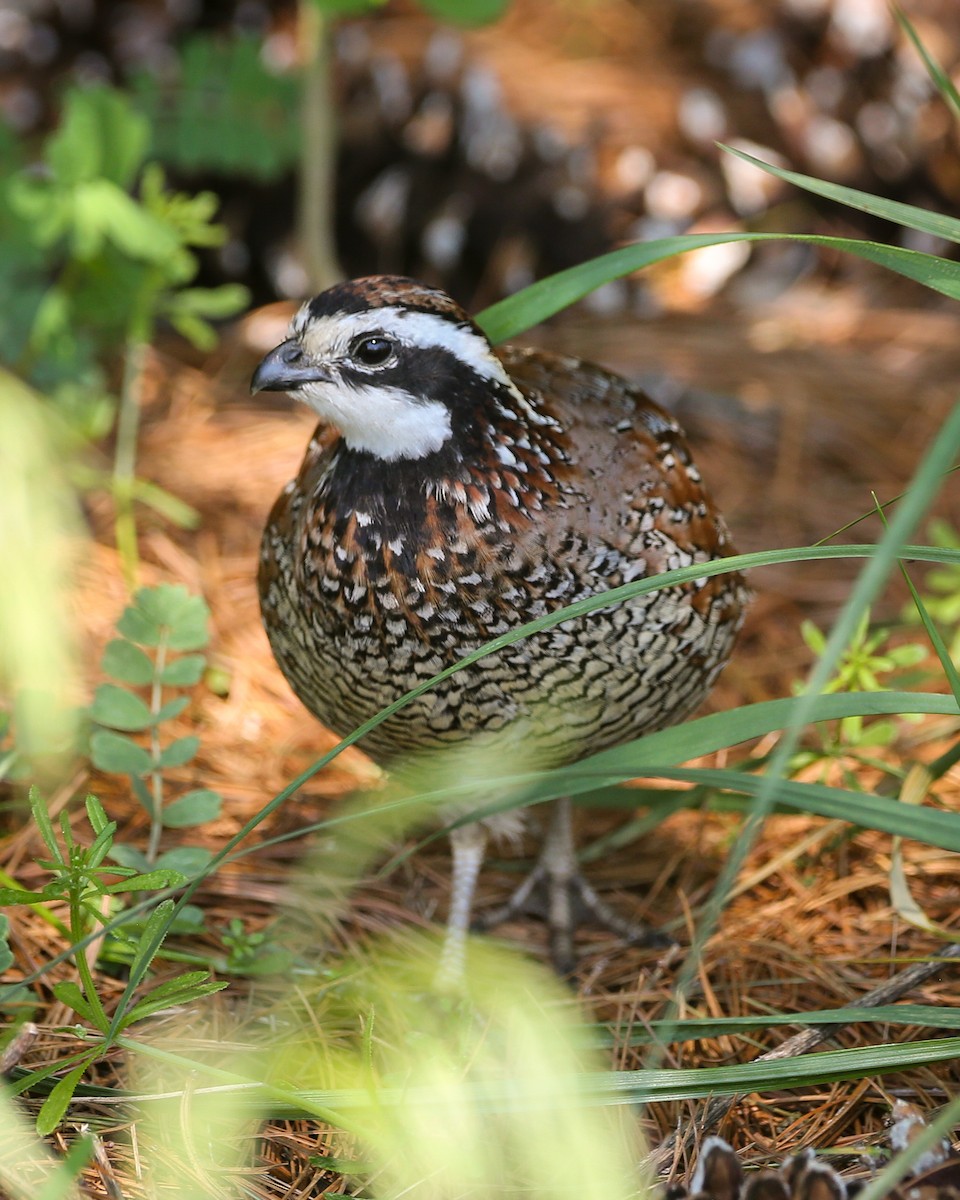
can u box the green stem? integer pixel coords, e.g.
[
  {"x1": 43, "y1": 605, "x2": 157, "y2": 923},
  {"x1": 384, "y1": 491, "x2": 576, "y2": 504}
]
[
  {"x1": 70, "y1": 891, "x2": 110, "y2": 1035},
  {"x1": 113, "y1": 300, "x2": 152, "y2": 591},
  {"x1": 145, "y1": 632, "x2": 168, "y2": 865},
  {"x1": 298, "y1": 0, "x2": 343, "y2": 290}
]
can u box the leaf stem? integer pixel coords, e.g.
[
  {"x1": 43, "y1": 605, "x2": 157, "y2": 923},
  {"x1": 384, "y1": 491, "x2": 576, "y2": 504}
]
[
  {"x1": 297, "y1": 0, "x2": 342, "y2": 290},
  {"x1": 145, "y1": 630, "x2": 168, "y2": 864},
  {"x1": 69, "y1": 883, "x2": 109, "y2": 1034}
]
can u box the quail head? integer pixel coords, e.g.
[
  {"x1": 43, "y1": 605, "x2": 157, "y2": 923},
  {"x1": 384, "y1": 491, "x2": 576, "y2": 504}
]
[{"x1": 252, "y1": 274, "x2": 747, "y2": 979}]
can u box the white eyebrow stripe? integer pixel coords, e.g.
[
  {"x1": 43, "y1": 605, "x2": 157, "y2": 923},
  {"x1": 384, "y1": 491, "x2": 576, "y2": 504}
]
[{"x1": 294, "y1": 304, "x2": 522, "y2": 396}]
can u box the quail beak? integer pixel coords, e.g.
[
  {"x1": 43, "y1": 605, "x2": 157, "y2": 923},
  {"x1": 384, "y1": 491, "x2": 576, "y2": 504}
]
[{"x1": 250, "y1": 338, "x2": 333, "y2": 394}]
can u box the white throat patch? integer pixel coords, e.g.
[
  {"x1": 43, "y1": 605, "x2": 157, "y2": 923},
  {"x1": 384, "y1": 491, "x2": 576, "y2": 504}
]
[{"x1": 298, "y1": 378, "x2": 453, "y2": 461}]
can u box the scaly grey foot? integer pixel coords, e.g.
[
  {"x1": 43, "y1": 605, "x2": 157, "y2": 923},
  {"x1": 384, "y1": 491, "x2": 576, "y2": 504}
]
[{"x1": 473, "y1": 797, "x2": 673, "y2": 975}]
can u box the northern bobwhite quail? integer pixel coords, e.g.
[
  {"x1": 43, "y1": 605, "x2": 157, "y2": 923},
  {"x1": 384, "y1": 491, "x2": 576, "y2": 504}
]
[{"x1": 252, "y1": 274, "x2": 747, "y2": 978}]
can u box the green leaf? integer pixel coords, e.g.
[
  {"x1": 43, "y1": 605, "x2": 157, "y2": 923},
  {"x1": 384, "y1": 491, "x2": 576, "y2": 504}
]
[
  {"x1": 417, "y1": 0, "x2": 509, "y2": 25},
  {"x1": 167, "y1": 283, "x2": 251, "y2": 347},
  {"x1": 308, "y1": 0, "x2": 384, "y2": 14},
  {"x1": 127, "y1": 478, "x2": 199, "y2": 529},
  {"x1": 36, "y1": 1063, "x2": 88, "y2": 1136},
  {"x1": 170, "y1": 283, "x2": 250, "y2": 318},
  {"x1": 51, "y1": 981, "x2": 97, "y2": 1024},
  {"x1": 135, "y1": 585, "x2": 211, "y2": 650},
  {"x1": 159, "y1": 655, "x2": 206, "y2": 686},
  {"x1": 137, "y1": 583, "x2": 197, "y2": 625},
  {"x1": 161, "y1": 789, "x2": 222, "y2": 828},
  {"x1": 90, "y1": 729, "x2": 152, "y2": 775},
  {"x1": 155, "y1": 845, "x2": 213, "y2": 875},
  {"x1": 120, "y1": 978, "x2": 228, "y2": 1026},
  {"x1": 168, "y1": 310, "x2": 217, "y2": 352},
  {"x1": 719, "y1": 144, "x2": 960, "y2": 246},
  {"x1": 158, "y1": 734, "x2": 200, "y2": 768},
  {"x1": 106, "y1": 868, "x2": 187, "y2": 893},
  {"x1": 116, "y1": 603, "x2": 163, "y2": 647},
  {"x1": 0, "y1": 887, "x2": 48, "y2": 905},
  {"x1": 90, "y1": 683, "x2": 153, "y2": 731},
  {"x1": 154, "y1": 696, "x2": 189, "y2": 724},
  {"x1": 125, "y1": 969, "x2": 216, "y2": 1006},
  {"x1": 28, "y1": 786, "x2": 62, "y2": 862},
  {"x1": 107, "y1": 842, "x2": 151, "y2": 873},
  {"x1": 84, "y1": 794, "x2": 110, "y2": 835},
  {"x1": 101, "y1": 638, "x2": 154, "y2": 685},
  {"x1": 0, "y1": 915, "x2": 12, "y2": 973},
  {"x1": 127, "y1": 898, "x2": 175, "y2": 982},
  {"x1": 85, "y1": 818, "x2": 118, "y2": 870},
  {"x1": 893, "y1": 4, "x2": 960, "y2": 122},
  {"x1": 71, "y1": 179, "x2": 180, "y2": 262},
  {"x1": 46, "y1": 93, "x2": 103, "y2": 185},
  {"x1": 48, "y1": 86, "x2": 149, "y2": 188}
]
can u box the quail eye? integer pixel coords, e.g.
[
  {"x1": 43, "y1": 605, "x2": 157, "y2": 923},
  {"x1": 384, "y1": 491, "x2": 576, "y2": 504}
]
[{"x1": 351, "y1": 335, "x2": 395, "y2": 367}]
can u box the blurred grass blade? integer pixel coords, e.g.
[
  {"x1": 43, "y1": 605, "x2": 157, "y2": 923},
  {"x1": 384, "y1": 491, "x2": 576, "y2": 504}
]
[
  {"x1": 719, "y1": 144, "x2": 960, "y2": 245},
  {"x1": 0, "y1": 1085, "x2": 82, "y2": 1200},
  {"x1": 893, "y1": 4, "x2": 960, "y2": 122},
  {"x1": 125, "y1": 939, "x2": 651, "y2": 1200},
  {"x1": 477, "y1": 234, "x2": 960, "y2": 341},
  {"x1": 0, "y1": 371, "x2": 84, "y2": 773}
]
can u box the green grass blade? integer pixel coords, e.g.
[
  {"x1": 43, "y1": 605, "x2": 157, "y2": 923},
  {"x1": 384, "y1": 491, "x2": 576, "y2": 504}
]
[
  {"x1": 476, "y1": 235, "x2": 960, "y2": 341},
  {"x1": 893, "y1": 4, "x2": 960, "y2": 122},
  {"x1": 377, "y1": 689, "x2": 959, "y2": 821},
  {"x1": 590, "y1": 1003, "x2": 960, "y2": 1047},
  {"x1": 720, "y1": 144, "x2": 960, "y2": 246}
]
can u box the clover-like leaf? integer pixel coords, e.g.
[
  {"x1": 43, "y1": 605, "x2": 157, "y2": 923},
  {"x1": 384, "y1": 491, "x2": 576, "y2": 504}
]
[
  {"x1": 155, "y1": 845, "x2": 213, "y2": 875},
  {"x1": 161, "y1": 789, "x2": 222, "y2": 828},
  {"x1": 116, "y1": 603, "x2": 163, "y2": 647},
  {"x1": 107, "y1": 842, "x2": 151, "y2": 873},
  {"x1": 102, "y1": 638, "x2": 154, "y2": 684},
  {"x1": 159, "y1": 655, "x2": 205, "y2": 686},
  {"x1": 154, "y1": 696, "x2": 189, "y2": 724},
  {"x1": 90, "y1": 683, "x2": 152, "y2": 732},
  {"x1": 90, "y1": 729, "x2": 151, "y2": 775},
  {"x1": 158, "y1": 735, "x2": 200, "y2": 768}
]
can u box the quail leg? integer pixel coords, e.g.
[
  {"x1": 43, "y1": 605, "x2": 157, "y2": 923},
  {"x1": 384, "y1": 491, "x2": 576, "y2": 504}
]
[
  {"x1": 435, "y1": 820, "x2": 489, "y2": 987},
  {"x1": 474, "y1": 796, "x2": 672, "y2": 974}
]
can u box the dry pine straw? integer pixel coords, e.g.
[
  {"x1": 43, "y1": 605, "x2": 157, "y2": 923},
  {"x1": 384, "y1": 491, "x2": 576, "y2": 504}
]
[{"x1": 4, "y1": 305, "x2": 960, "y2": 1198}]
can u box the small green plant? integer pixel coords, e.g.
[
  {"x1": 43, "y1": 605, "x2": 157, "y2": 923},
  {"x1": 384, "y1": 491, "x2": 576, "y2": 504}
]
[
  {"x1": 0, "y1": 789, "x2": 226, "y2": 1133},
  {"x1": 219, "y1": 916, "x2": 294, "y2": 975},
  {"x1": 89, "y1": 585, "x2": 222, "y2": 870},
  {"x1": 902, "y1": 519, "x2": 960, "y2": 662},
  {"x1": 792, "y1": 611, "x2": 926, "y2": 778},
  {"x1": 3, "y1": 85, "x2": 248, "y2": 582}
]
